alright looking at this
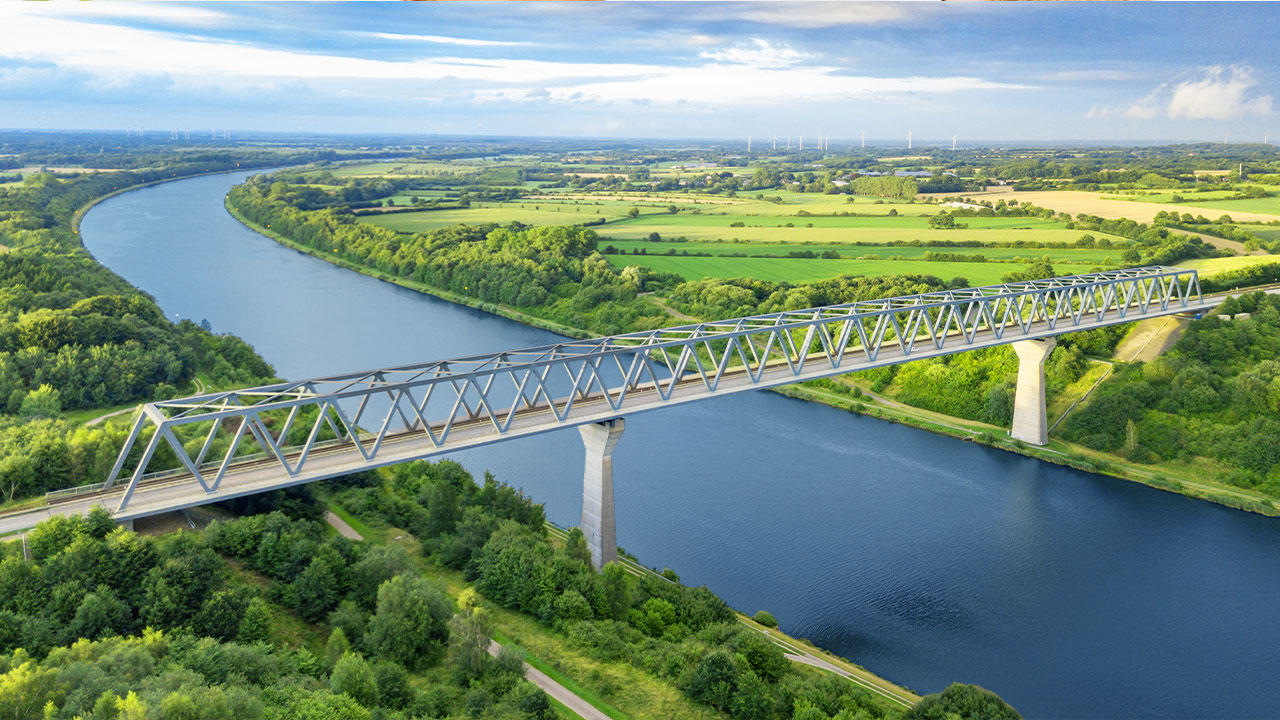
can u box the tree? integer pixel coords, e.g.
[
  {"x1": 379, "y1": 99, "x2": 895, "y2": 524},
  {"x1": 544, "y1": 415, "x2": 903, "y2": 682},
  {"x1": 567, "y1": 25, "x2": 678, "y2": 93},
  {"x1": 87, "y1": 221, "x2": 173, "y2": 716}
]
[
  {"x1": 752, "y1": 610, "x2": 778, "y2": 629},
  {"x1": 17, "y1": 385, "x2": 60, "y2": 419},
  {"x1": 330, "y1": 652, "x2": 379, "y2": 707},
  {"x1": 627, "y1": 207, "x2": 639, "y2": 219},
  {"x1": 600, "y1": 563, "x2": 633, "y2": 621},
  {"x1": 349, "y1": 545, "x2": 411, "y2": 610},
  {"x1": 327, "y1": 600, "x2": 368, "y2": 647},
  {"x1": 903, "y1": 683, "x2": 1021, "y2": 720},
  {"x1": 373, "y1": 661, "x2": 411, "y2": 708},
  {"x1": 447, "y1": 600, "x2": 492, "y2": 683},
  {"x1": 69, "y1": 586, "x2": 130, "y2": 641},
  {"x1": 364, "y1": 575, "x2": 452, "y2": 670},
  {"x1": 563, "y1": 528, "x2": 592, "y2": 567},
  {"x1": 194, "y1": 589, "x2": 249, "y2": 641},
  {"x1": 509, "y1": 683, "x2": 552, "y2": 720},
  {"x1": 237, "y1": 597, "x2": 272, "y2": 644},
  {"x1": 326, "y1": 627, "x2": 352, "y2": 667}
]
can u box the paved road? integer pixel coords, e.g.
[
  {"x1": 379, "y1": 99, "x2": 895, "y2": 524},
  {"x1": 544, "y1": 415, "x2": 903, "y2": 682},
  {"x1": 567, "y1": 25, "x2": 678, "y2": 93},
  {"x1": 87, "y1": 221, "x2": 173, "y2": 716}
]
[
  {"x1": 325, "y1": 511, "x2": 363, "y2": 540},
  {"x1": 487, "y1": 640, "x2": 610, "y2": 720}
]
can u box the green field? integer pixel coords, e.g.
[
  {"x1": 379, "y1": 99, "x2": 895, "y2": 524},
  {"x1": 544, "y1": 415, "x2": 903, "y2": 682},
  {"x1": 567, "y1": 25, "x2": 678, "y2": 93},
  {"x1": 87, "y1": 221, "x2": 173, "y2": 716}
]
[
  {"x1": 1178, "y1": 255, "x2": 1280, "y2": 276},
  {"x1": 1186, "y1": 195, "x2": 1280, "y2": 216},
  {"x1": 361, "y1": 205, "x2": 627, "y2": 232},
  {"x1": 605, "y1": 239, "x2": 1124, "y2": 264},
  {"x1": 601, "y1": 213, "x2": 1060, "y2": 229},
  {"x1": 1240, "y1": 224, "x2": 1280, "y2": 242},
  {"x1": 608, "y1": 254, "x2": 1017, "y2": 285},
  {"x1": 1103, "y1": 189, "x2": 1244, "y2": 204},
  {"x1": 600, "y1": 223, "x2": 1120, "y2": 246},
  {"x1": 1104, "y1": 190, "x2": 1280, "y2": 217}
]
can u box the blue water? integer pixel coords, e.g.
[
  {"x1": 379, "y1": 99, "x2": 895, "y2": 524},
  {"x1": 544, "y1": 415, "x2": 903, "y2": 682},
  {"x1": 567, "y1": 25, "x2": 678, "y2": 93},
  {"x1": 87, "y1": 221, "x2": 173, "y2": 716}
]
[{"x1": 81, "y1": 171, "x2": 1280, "y2": 719}]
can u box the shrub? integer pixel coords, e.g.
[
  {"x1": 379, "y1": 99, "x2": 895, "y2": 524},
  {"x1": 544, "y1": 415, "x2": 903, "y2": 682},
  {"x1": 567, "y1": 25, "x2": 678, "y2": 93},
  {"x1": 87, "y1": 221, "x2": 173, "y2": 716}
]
[{"x1": 752, "y1": 610, "x2": 778, "y2": 629}]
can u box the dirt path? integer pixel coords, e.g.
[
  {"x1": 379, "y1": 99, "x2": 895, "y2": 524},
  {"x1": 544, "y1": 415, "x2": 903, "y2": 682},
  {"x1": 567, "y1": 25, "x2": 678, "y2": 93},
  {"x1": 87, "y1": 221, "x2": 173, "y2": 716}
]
[
  {"x1": 85, "y1": 405, "x2": 137, "y2": 427},
  {"x1": 486, "y1": 641, "x2": 610, "y2": 720},
  {"x1": 325, "y1": 511, "x2": 363, "y2": 540},
  {"x1": 642, "y1": 294, "x2": 697, "y2": 322},
  {"x1": 1113, "y1": 316, "x2": 1190, "y2": 363}
]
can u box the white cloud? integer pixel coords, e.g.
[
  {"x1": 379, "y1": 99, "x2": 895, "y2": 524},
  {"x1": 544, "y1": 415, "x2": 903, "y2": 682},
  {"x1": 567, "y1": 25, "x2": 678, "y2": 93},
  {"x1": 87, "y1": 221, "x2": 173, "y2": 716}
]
[
  {"x1": 680, "y1": 2, "x2": 917, "y2": 29},
  {"x1": 361, "y1": 32, "x2": 529, "y2": 48},
  {"x1": 0, "y1": 9, "x2": 1033, "y2": 111},
  {"x1": 1167, "y1": 66, "x2": 1272, "y2": 120},
  {"x1": 1089, "y1": 65, "x2": 1273, "y2": 122},
  {"x1": 700, "y1": 39, "x2": 805, "y2": 67},
  {"x1": 0, "y1": 2, "x2": 228, "y2": 27}
]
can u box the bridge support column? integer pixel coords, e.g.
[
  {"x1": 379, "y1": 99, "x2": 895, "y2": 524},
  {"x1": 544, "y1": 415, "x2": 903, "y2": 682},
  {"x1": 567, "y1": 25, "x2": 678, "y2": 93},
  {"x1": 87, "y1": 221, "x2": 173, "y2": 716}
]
[
  {"x1": 1010, "y1": 338, "x2": 1056, "y2": 446},
  {"x1": 117, "y1": 518, "x2": 134, "y2": 532},
  {"x1": 579, "y1": 419, "x2": 623, "y2": 570}
]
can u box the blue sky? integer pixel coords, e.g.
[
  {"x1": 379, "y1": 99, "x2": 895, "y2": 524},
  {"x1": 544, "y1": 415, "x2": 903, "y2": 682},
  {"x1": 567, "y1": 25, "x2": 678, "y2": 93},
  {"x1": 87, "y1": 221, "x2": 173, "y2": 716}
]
[{"x1": 0, "y1": 2, "x2": 1276, "y2": 144}]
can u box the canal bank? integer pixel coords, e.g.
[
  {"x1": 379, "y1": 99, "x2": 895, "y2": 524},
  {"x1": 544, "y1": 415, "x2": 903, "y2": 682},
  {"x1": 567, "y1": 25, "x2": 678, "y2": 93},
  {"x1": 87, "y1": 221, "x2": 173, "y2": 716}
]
[{"x1": 82, "y1": 169, "x2": 1280, "y2": 719}]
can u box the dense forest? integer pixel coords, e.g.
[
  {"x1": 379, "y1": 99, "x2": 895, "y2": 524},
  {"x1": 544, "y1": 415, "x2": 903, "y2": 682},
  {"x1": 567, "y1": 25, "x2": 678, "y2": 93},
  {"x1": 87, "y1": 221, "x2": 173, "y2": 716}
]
[
  {"x1": 1062, "y1": 291, "x2": 1280, "y2": 496},
  {"x1": 0, "y1": 463, "x2": 1016, "y2": 720},
  {"x1": 0, "y1": 162, "x2": 294, "y2": 503}
]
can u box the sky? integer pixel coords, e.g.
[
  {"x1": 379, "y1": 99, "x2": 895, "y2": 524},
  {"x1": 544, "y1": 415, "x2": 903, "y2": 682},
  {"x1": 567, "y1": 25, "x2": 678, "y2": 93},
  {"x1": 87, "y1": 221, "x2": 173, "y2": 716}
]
[{"x1": 0, "y1": 1, "x2": 1276, "y2": 144}]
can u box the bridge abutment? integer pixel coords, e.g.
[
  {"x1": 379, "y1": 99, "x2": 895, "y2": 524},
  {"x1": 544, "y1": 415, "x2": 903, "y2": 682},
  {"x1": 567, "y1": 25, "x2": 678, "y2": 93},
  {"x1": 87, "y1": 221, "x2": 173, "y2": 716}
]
[
  {"x1": 1010, "y1": 337, "x2": 1056, "y2": 446},
  {"x1": 579, "y1": 419, "x2": 623, "y2": 570}
]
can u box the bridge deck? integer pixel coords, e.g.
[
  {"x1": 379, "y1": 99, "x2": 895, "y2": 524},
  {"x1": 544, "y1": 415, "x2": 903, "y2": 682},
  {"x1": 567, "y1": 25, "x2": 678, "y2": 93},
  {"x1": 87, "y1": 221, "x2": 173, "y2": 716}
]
[{"x1": 0, "y1": 265, "x2": 1214, "y2": 534}]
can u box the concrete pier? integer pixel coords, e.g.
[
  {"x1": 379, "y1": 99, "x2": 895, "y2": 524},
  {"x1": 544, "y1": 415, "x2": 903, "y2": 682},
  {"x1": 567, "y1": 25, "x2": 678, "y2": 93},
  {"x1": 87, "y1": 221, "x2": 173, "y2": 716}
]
[
  {"x1": 579, "y1": 419, "x2": 624, "y2": 570},
  {"x1": 1010, "y1": 337, "x2": 1056, "y2": 446}
]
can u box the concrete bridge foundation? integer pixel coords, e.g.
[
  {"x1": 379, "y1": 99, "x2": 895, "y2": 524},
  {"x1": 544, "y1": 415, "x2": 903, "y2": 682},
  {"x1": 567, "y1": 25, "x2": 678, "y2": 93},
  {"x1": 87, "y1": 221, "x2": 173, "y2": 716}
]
[
  {"x1": 1010, "y1": 337, "x2": 1056, "y2": 446},
  {"x1": 579, "y1": 419, "x2": 624, "y2": 570}
]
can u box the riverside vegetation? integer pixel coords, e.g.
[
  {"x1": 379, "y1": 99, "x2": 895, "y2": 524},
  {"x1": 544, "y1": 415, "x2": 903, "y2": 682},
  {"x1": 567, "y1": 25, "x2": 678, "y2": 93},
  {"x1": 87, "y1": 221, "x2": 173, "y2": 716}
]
[{"x1": 0, "y1": 462, "x2": 1019, "y2": 720}]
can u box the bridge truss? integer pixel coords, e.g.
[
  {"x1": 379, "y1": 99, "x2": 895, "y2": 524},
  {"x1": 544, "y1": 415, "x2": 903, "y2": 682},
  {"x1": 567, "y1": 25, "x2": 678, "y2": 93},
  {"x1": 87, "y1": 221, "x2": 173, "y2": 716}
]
[{"x1": 98, "y1": 265, "x2": 1204, "y2": 514}]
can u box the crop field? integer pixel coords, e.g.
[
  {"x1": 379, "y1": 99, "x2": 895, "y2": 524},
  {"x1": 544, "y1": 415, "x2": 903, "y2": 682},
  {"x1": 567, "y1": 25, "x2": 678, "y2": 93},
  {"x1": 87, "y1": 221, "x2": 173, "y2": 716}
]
[
  {"x1": 1171, "y1": 195, "x2": 1280, "y2": 216},
  {"x1": 607, "y1": 254, "x2": 1017, "y2": 285},
  {"x1": 328, "y1": 161, "x2": 478, "y2": 177},
  {"x1": 599, "y1": 223, "x2": 1119, "y2": 246},
  {"x1": 1178, "y1": 255, "x2": 1280, "y2": 276},
  {"x1": 601, "y1": 213, "x2": 1061, "y2": 229},
  {"x1": 960, "y1": 188, "x2": 1280, "y2": 224},
  {"x1": 1240, "y1": 225, "x2": 1280, "y2": 242},
  {"x1": 361, "y1": 205, "x2": 626, "y2": 232},
  {"x1": 532, "y1": 190, "x2": 929, "y2": 216},
  {"x1": 1102, "y1": 189, "x2": 1244, "y2": 204},
  {"x1": 603, "y1": 240, "x2": 1125, "y2": 265}
]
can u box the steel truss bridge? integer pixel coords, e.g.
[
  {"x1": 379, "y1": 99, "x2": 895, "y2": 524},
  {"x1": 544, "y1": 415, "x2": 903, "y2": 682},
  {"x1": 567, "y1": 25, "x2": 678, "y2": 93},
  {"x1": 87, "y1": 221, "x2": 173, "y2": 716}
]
[{"x1": 1, "y1": 266, "x2": 1212, "y2": 532}]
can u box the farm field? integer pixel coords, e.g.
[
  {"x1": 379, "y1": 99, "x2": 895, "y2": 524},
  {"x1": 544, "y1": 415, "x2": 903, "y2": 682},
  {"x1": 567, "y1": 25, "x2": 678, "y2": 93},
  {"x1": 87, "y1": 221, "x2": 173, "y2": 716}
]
[
  {"x1": 1240, "y1": 224, "x2": 1280, "y2": 242},
  {"x1": 608, "y1": 254, "x2": 1016, "y2": 285},
  {"x1": 1102, "y1": 189, "x2": 1245, "y2": 204},
  {"x1": 601, "y1": 213, "x2": 1062, "y2": 229},
  {"x1": 959, "y1": 188, "x2": 1280, "y2": 224},
  {"x1": 600, "y1": 223, "x2": 1121, "y2": 246},
  {"x1": 361, "y1": 205, "x2": 624, "y2": 232},
  {"x1": 1169, "y1": 195, "x2": 1280, "y2": 216},
  {"x1": 604, "y1": 239, "x2": 1125, "y2": 264},
  {"x1": 533, "y1": 189, "x2": 930, "y2": 216},
  {"x1": 1177, "y1": 255, "x2": 1280, "y2": 276}
]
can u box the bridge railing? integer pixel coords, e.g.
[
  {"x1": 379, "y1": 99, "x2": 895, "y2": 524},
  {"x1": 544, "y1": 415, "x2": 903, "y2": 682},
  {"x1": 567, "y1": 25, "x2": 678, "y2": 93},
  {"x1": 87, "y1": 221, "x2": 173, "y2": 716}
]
[{"x1": 99, "y1": 266, "x2": 1205, "y2": 511}]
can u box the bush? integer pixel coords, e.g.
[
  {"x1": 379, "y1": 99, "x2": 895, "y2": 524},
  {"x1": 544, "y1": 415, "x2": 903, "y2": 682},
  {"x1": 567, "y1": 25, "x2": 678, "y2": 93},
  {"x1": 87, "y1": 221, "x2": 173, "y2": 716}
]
[
  {"x1": 903, "y1": 682, "x2": 1021, "y2": 719},
  {"x1": 752, "y1": 610, "x2": 778, "y2": 629}
]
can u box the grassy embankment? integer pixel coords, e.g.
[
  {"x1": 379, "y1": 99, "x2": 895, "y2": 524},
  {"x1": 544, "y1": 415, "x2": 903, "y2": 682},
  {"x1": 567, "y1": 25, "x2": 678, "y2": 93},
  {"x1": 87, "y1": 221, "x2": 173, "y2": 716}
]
[{"x1": 324, "y1": 493, "x2": 918, "y2": 720}]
